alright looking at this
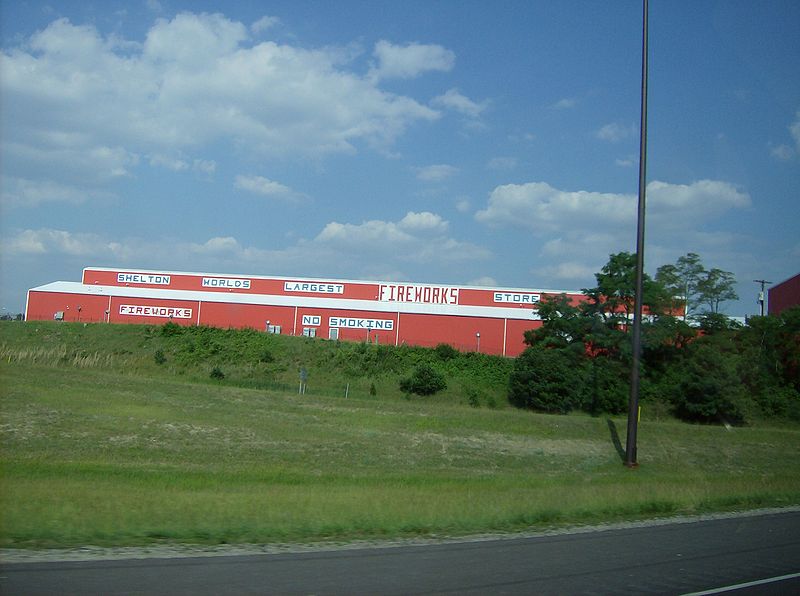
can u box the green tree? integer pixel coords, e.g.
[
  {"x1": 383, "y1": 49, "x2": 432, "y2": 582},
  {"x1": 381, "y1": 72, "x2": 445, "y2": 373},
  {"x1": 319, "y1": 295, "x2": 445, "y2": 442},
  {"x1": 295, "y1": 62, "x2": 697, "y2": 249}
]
[
  {"x1": 517, "y1": 251, "x2": 759, "y2": 422},
  {"x1": 583, "y1": 251, "x2": 670, "y2": 325},
  {"x1": 697, "y1": 268, "x2": 738, "y2": 314},
  {"x1": 583, "y1": 252, "x2": 639, "y2": 323},
  {"x1": 738, "y1": 307, "x2": 800, "y2": 416},
  {"x1": 656, "y1": 252, "x2": 705, "y2": 320},
  {"x1": 523, "y1": 293, "x2": 587, "y2": 354},
  {"x1": 641, "y1": 315, "x2": 696, "y2": 372}
]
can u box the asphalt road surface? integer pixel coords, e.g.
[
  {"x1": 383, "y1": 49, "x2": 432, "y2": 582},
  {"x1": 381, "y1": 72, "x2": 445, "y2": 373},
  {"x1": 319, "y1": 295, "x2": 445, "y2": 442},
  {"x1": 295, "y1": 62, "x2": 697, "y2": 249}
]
[{"x1": 2, "y1": 510, "x2": 799, "y2": 595}]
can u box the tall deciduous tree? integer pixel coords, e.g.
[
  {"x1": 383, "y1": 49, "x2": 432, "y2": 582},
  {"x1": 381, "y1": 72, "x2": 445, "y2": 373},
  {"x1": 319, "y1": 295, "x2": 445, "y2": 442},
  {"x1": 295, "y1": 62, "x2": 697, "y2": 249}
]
[
  {"x1": 656, "y1": 252, "x2": 705, "y2": 320},
  {"x1": 523, "y1": 293, "x2": 587, "y2": 353},
  {"x1": 656, "y1": 253, "x2": 738, "y2": 317},
  {"x1": 697, "y1": 268, "x2": 738, "y2": 314},
  {"x1": 583, "y1": 251, "x2": 670, "y2": 324}
]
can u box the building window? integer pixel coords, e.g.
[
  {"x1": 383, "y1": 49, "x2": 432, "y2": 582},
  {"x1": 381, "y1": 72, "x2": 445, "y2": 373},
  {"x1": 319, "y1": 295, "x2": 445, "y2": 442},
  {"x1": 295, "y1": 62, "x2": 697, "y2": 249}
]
[
  {"x1": 302, "y1": 327, "x2": 316, "y2": 338},
  {"x1": 329, "y1": 328, "x2": 339, "y2": 341},
  {"x1": 267, "y1": 324, "x2": 282, "y2": 334}
]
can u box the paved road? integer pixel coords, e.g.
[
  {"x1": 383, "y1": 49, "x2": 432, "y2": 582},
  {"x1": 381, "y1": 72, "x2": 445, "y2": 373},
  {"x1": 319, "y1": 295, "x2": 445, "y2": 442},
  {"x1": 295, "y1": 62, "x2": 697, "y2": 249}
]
[{"x1": 2, "y1": 510, "x2": 799, "y2": 595}]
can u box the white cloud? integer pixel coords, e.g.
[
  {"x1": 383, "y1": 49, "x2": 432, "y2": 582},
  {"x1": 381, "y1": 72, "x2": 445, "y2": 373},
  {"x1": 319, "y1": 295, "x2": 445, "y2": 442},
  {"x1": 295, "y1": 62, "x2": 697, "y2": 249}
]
[
  {"x1": 615, "y1": 155, "x2": 637, "y2": 167},
  {"x1": 475, "y1": 181, "x2": 634, "y2": 233},
  {"x1": 769, "y1": 111, "x2": 800, "y2": 161},
  {"x1": 315, "y1": 211, "x2": 487, "y2": 264},
  {"x1": 475, "y1": 179, "x2": 749, "y2": 234},
  {"x1": 455, "y1": 198, "x2": 471, "y2": 213},
  {"x1": 235, "y1": 175, "x2": 293, "y2": 197},
  {"x1": 2, "y1": 210, "x2": 490, "y2": 287},
  {"x1": 193, "y1": 159, "x2": 217, "y2": 175},
  {"x1": 143, "y1": 12, "x2": 249, "y2": 65},
  {"x1": 475, "y1": 179, "x2": 752, "y2": 286},
  {"x1": 467, "y1": 276, "x2": 497, "y2": 287},
  {"x1": 1, "y1": 177, "x2": 113, "y2": 207},
  {"x1": 149, "y1": 154, "x2": 189, "y2": 171},
  {"x1": 431, "y1": 88, "x2": 487, "y2": 119},
  {"x1": 771, "y1": 144, "x2": 794, "y2": 161},
  {"x1": 3, "y1": 140, "x2": 139, "y2": 187},
  {"x1": 790, "y1": 110, "x2": 800, "y2": 149},
  {"x1": 552, "y1": 98, "x2": 577, "y2": 110},
  {"x1": 398, "y1": 211, "x2": 448, "y2": 234},
  {"x1": 596, "y1": 122, "x2": 637, "y2": 142},
  {"x1": 646, "y1": 180, "x2": 751, "y2": 226},
  {"x1": 190, "y1": 236, "x2": 242, "y2": 255},
  {"x1": 149, "y1": 154, "x2": 216, "y2": 175},
  {"x1": 0, "y1": 13, "x2": 442, "y2": 195},
  {"x1": 251, "y1": 15, "x2": 280, "y2": 34},
  {"x1": 487, "y1": 157, "x2": 517, "y2": 170},
  {"x1": 540, "y1": 261, "x2": 596, "y2": 282},
  {"x1": 2, "y1": 228, "x2": 121, "y2": 256},
  {"x1": 414, "y1": 164, "x2": 459, "y2": 182},
  {"x1": 369, "y1": 40, "x2": 455, "y2": 81}
]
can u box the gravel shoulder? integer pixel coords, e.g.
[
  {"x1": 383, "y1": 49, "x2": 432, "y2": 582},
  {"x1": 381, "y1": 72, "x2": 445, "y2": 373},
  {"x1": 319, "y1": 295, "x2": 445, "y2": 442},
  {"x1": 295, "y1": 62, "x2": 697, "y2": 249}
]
[{"x1": 3, "y1": 506, "x2": 798, "y2": 564}]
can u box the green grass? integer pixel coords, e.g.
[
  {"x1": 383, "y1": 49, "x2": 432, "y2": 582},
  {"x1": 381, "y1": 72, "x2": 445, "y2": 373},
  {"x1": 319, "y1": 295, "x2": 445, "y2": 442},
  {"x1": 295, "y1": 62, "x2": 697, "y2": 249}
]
[
  {"x1": 0, "y1": 320, "x2": 512, "y2": 406},
  {"x1": 1, "y1": 321, "x2": 799, "y2": 548}
]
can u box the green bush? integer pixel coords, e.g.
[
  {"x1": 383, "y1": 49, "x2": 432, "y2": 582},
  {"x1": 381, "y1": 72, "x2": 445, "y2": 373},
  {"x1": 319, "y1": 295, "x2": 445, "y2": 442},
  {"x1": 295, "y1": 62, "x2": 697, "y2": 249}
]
[
  {"x1": 210, "y1": 366, "x2": 225, "y2": 380},
  {"x1": 508, "y1": 346, "x2": 584, "y2": 414},
  {"x1": 399, "y1": 364, "x2": 447, "y2": 396},
  {"x1": 153, "y1": 349, "x2": 167, "y2": 365},
  {"x1": 161, "y1": 322, "x2": 184, "y2": 337},
  {"x1": 668, "y1": 341, "x2": 745, "y2": 425},
  {"x1": 466, "y1": 387, "x2": 481, "y2": 408},
  {"x1": 584, "y1": 356, "x2": 628, "y2": 415},
  {"x1": 435, "y1": 343, "x2": 460, "y2": 361}
]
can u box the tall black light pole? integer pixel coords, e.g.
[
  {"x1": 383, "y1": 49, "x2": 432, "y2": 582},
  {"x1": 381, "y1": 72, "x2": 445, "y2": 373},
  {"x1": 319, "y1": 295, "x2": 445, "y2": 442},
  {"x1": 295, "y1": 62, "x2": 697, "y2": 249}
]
[{"x1": 625, "y1": 0, "x2": 649, "y2": 468}]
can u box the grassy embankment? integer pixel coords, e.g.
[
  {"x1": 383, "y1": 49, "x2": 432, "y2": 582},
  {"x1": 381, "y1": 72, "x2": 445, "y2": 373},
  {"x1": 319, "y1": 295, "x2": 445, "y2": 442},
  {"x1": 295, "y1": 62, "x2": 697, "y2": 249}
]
[{"x1": 1, "y1": 321, "x2": 799, "y2": 548}]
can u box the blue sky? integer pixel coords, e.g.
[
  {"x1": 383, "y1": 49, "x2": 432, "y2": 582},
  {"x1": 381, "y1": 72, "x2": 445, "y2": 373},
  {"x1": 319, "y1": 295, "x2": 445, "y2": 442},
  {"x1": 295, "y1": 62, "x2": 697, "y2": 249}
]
[{"x1": 2, "y1": 0, "x2": 798, "y2": 317}]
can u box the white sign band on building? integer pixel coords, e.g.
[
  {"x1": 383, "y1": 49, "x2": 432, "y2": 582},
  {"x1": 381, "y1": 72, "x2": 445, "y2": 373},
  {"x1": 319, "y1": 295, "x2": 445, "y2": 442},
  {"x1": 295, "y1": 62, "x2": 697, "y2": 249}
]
[
  {"x1": 284, "y1": 281, "x2": 344, "y2": 294},
  {"x1": 119, "y1": 305, "x2": 192, "y2": 318},
  {"x1": 329, "y1": 317, "x2": 394, "y2": 330},
  {"x1": 493, "y1": 292, "x2": 541, "y2": 304},
  {"x1": 117, "y1": 272, "x2": 171, "y2": 285},
  {"x1": 202, "y1": 277, "x2": 251, "y2": 289},
  {"x1": 379, "y1": 284, "x2": 459, "y2": 305},
  {"x1": 302, "y1": 315, "x2": 322, "y2": 326}
]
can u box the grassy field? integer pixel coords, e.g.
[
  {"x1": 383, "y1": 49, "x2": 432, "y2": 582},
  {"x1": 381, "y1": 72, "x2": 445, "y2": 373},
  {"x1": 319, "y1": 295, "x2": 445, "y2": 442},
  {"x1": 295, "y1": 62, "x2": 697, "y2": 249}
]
[{"x1": 1, "y1": 321, "x2": 799, "y2": 548}]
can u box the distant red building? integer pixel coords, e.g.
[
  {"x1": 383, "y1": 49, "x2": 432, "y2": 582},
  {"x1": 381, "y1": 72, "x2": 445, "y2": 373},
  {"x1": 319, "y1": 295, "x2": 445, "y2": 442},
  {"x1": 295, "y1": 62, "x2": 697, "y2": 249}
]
[
  {"x1": 25, "y1": 266, "x2": 592, "y2": 357},
  {"x1": 769, "y1": 273, "x2": 800, "y2": 316}
]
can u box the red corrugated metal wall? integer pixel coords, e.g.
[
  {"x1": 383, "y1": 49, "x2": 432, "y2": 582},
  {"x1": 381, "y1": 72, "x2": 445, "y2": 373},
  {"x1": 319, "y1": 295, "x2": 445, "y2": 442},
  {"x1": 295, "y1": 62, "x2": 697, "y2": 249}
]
[
  {"x1": 27, "y1": 289, "x2": 543, "y2": 356},
  {"x1": 26, "y1": 292, "x2": 111, "y2": 324}
]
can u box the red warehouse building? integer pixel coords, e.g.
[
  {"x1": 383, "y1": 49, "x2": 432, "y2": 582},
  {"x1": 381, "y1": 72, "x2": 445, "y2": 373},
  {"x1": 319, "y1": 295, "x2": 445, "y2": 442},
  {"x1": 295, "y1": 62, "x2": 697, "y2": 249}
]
[
  {"x1": 25, "y1": 267, "x2": 588, "y2": 357},
  {"x1": 768, "y1": 272, "x2": 800, "y2": 316}
]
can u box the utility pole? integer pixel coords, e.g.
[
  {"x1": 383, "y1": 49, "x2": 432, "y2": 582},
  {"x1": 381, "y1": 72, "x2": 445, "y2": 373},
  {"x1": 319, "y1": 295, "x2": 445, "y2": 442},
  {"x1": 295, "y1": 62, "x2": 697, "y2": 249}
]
[
  {"x1": 753, "y1": 279, "x2": 772, "y2": 316},
  {"x1": 625, "y1": 0, "x2": 649, "y2": 469}
]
